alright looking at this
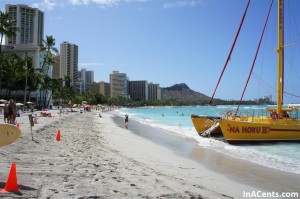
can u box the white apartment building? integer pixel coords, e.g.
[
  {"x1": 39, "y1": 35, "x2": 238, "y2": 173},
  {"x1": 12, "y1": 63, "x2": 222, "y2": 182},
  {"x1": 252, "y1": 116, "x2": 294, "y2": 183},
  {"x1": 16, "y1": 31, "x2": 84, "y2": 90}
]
[
  {"x1": 109, "y1": 71, "x2": 128, "y2": 98},
  {"x1": 148, "y1": 83, "x2": 161, "y2": 100},
  {"x1": 5, "y1": 4, "x2": 44, "y2": 46},
  {"x1": 4, "y1": 4, "x2": 45, "y2": 72},
  {"x1": 3, "y1": 4, "x2": 49, "y2": 106}
]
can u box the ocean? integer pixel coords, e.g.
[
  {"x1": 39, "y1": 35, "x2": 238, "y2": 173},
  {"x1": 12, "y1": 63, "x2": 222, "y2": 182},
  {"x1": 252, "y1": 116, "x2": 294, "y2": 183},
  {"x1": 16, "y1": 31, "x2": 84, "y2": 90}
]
[{"x1": 115, "y1": 105, "x2": 300, "y2": 175}]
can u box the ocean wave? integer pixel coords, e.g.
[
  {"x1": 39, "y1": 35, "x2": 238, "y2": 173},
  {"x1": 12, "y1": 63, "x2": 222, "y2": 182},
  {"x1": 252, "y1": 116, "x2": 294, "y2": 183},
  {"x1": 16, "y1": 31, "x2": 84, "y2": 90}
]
[{"x1": 196, "y1": 137, "x2": 300, "y2": 174}]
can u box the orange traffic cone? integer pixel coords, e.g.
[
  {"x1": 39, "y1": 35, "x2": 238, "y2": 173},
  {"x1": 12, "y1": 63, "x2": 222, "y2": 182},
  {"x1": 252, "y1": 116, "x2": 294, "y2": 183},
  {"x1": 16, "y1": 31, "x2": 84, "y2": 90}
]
[
  {"x1": 1, "y1": 163, "x2": 20, "y2": 193},
  {"x1": 56, "y1": 130, "x2": 61, "y2": 141}
]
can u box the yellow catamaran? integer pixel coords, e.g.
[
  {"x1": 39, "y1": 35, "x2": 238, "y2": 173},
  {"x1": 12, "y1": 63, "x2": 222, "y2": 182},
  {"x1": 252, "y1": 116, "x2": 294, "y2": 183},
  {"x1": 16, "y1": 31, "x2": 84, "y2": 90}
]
[{"x1": 192, "y1": 0, "x2": 300, "y2": 144}]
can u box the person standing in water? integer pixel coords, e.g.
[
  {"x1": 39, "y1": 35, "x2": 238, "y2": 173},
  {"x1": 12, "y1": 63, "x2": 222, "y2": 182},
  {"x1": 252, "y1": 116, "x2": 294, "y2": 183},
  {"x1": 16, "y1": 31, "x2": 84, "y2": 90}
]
[{"x1": 125, "y1": 114, "x2": 129, "y2": 129}]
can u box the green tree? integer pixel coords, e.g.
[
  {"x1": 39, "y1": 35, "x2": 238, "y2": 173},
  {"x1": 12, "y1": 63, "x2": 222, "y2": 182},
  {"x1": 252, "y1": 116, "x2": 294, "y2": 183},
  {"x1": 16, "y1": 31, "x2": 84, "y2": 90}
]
[
  {"x1": 2, "y1": 53, "x2": 24, "y2": 98},
  {"x1": 39, "y1": 35, "x2": 58, "y2": 72},
  {"x1": 25, "y1": 57, "x2": 40, "y2": 102},
  {"x1": 40, "y1": 74, "x2": 52, "y2": 108},
  {"x1": 55, "y1": 75, "x2": 76, "y2": 106},
  {"x1": 38, "y1": 35, "x2": 58, "y2": 107},
  {"x1": 0, "y1": 10, "x2": 18, "y2": 95},
  {"x1": 0, "y1": 11, "x2": 18, "y2": 54},
  {"x1": 45, "y1": 78, "x2": 61, "y2": 107}
]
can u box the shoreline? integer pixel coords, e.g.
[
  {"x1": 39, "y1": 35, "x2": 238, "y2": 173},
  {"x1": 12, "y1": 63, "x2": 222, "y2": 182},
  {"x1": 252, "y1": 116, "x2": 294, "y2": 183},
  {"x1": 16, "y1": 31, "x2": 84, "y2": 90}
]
[
  {"x1": 0, "y1": 110, "x2": 298, "y2": 198},
  {"x1": 111, "y1": 112, "x2": 300, "y2": 193}
]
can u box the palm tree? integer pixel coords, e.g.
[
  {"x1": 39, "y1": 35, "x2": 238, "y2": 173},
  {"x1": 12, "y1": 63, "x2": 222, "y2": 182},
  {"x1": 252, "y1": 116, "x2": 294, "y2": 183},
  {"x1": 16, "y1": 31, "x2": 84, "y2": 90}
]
[
  {"x1": 46, "y1": 78, "x2": 61, "y2": 107},
  {"x1": 38, "y1": 35, "x2": 58, "y2": 107},
  {"x1": 23, "y1": 54, "x2": 34, "y2": 107},
  {"x1": 0, "y1": 10, "x2": 18, "y2": 96},
  {"x1": 40, "y1": 75, "x2": 53, "y2": 107},
  {"x1": 0, "y1": 10, "x2": 18, "y2": 54},
  {"x1": 60, "y1": 75, "x2": 76, "y2": 105},
  {"x1": 25, "y1": 59, "x2": 40, "y2": 103},
  {"x1": 39, "y1": 35, "x2": 58, "y2": 73}
]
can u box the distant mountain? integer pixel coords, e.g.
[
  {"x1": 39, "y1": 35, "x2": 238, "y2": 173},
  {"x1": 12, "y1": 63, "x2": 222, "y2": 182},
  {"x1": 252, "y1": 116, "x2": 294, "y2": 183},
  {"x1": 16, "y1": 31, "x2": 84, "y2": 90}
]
[{"x1": 162, "y1": 83, "x2": 210, "y2": 101}]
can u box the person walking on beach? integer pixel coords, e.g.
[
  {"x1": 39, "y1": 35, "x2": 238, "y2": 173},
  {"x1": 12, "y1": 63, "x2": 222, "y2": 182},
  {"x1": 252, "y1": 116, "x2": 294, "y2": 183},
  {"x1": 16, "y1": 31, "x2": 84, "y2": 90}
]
[
  {"x1": 3, "y1": 101, "x2": 8, "y2": 123},
  {"x1": 8, "y1": 99, "x2": 17, "y2": 124},
  {"x1": 125, "y1": 114, "x2": 129, "y2": 129}
]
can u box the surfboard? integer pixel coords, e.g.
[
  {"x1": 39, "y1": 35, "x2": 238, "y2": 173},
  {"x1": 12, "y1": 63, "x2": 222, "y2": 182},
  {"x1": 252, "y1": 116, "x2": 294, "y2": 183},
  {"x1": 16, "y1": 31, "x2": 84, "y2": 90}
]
[{"x1": 0, "y1": 124, "x2": 21, "y2": 148}]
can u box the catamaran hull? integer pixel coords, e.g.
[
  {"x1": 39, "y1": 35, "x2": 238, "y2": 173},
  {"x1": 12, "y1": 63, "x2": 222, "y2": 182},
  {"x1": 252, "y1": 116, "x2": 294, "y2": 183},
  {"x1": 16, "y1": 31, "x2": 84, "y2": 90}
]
[
  {"x1": 219, "y1": 119, "x2": 300, "y2": 144},
  {"x1": 191, "y1": 115, "x2": 222, "y2": 136}
]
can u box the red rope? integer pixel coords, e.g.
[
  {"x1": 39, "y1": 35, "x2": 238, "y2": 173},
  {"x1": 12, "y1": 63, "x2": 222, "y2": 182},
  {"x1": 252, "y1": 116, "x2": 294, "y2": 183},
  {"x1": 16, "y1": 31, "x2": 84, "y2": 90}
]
[
  {"x1": 209, "y1": 0, "x2": 251, "y2": 105},
  {"x1": 235, "y1": 0, "x2": 274, "y2": 114}
]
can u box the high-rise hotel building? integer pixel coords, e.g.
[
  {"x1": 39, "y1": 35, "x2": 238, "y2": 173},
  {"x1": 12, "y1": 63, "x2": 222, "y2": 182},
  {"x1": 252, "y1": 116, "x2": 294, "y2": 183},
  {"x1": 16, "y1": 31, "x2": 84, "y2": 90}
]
[
  {"x1": 110, "y1": 71, "x2": 128, "y2": 98},
  {"x1": 129, "y1": 81, "x2": 148, "y2": 100},
  {"x1": 78, "y1": 69, "x2": 94, "y2": 84},
  {"x1": 99, "y1": 81, "x2": 110, "y2": 97},
  {"x1": 5, "y1": 4, "x2": 44, "y2": 46},
  {"x1": 77, "y1": 69, "x2": 94, "y2": 92},
  {"x1": 60, "y1": 41, "x2": 78, "y2": 84},
  {"x1": 4, "y1": 4, "x2": 45, "y2": 70},
  {"x1": 148, "y1": 83, "x2": 161, "y2": 100},
  {"x1": 3, "y1": 4, "x2": 47, "y2": 105}
]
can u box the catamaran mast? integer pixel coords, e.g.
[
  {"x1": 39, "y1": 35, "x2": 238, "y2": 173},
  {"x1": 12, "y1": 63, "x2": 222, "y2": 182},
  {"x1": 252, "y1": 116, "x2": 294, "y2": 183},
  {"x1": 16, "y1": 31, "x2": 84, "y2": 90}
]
[{"x1": 277, "y1": 0, "x2": 284, "y2": 116}]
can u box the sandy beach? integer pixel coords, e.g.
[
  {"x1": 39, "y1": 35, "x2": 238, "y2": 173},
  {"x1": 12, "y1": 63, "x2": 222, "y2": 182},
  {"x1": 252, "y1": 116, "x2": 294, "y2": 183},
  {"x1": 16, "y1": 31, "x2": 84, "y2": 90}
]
[{"x1": 0, "y1": 109, "x2": 299, "y2": 198}]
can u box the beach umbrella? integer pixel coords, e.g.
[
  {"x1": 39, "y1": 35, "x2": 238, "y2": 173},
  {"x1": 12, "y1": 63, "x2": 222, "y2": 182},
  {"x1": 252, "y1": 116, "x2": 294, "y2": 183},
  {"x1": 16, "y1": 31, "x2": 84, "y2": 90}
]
[
  {"x1": 16, "y1": 103, "x2": 24, "y2": 106},
  {"x1": 0, "y1": 104, "x2": 4, "y2": 107},
  {"x1": 26, "y1": 101, "x2": 33, "y2": 104},
  {"x1": 0, "y1": 99, "x2": 7, "y2": 102}
]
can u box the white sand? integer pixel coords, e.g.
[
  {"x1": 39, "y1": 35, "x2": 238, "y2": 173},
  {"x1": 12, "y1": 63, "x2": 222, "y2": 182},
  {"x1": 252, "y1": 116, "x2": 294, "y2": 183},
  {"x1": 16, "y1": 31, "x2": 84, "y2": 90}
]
[{"x1": 0, "y1": 109, "x2": 297, "y2": 198}]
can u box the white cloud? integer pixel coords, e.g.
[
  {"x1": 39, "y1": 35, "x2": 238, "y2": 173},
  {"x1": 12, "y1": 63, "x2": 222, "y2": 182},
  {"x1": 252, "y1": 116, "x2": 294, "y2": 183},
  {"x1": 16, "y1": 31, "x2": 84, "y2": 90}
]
[
  {"x1": 125, "y1": 0, "x2": 147, "y2": 2},
  {"x1": 82, "y1": 0, "x2": 90, "y2": 5},
  {"x1": 92, "y1": 0, "x2": 119, "y2": 4},
  {"x1": 163, "y1": 0, "x2": 204, "y2": 9},
  {"x1": 68, "y1": 0, "x2": 149, "y2": 7},
  {"x1": 68, "y1": 0, "x2": 81, "y2": 5},
  {"x1": 68, "y1": 0, "x2": 119, "y2": 6},
  {"x1": 31, "y1": 0, "x2": 147, "y2": 10},
  {"x1": 32, "y1": 0, "x2": 59, "y2": 11}
]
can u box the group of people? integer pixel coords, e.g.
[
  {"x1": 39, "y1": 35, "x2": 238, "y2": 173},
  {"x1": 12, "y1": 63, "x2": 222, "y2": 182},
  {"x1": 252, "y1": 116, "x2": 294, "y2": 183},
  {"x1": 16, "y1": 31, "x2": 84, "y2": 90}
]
[{"x1": 3, "y1": 99, "x2": 17, "y2": 124}]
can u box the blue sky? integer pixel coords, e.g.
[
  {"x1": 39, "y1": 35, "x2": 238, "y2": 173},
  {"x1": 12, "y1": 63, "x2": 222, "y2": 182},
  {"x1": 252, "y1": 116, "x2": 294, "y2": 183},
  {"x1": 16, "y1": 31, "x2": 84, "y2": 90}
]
[{"x1": 1, "y1": 0, "x2": 300, "y2": 102}]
